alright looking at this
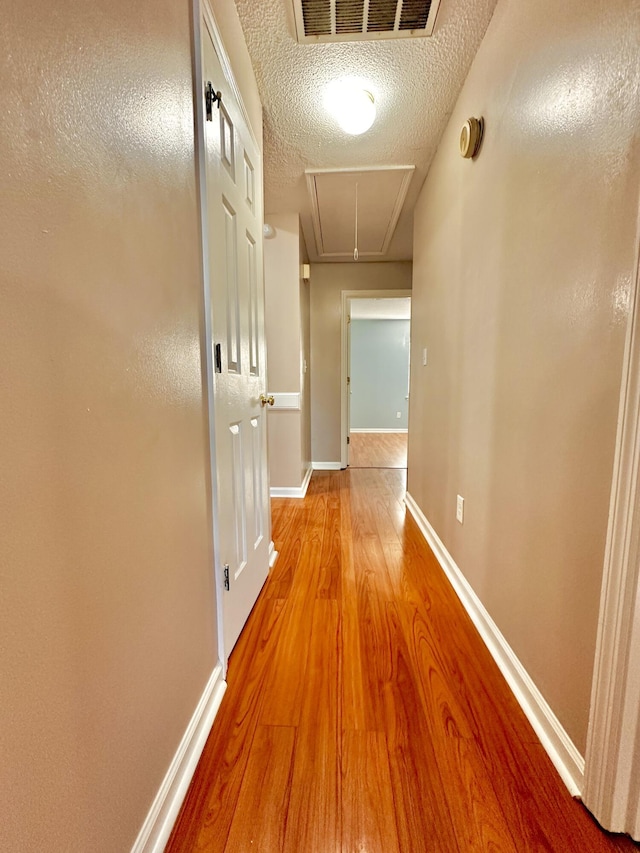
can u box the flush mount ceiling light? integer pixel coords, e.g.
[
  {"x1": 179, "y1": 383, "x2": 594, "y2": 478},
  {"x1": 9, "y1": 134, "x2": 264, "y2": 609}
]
[{"x1": 324, "y1": 81, "x2": 376, "y2": 135}]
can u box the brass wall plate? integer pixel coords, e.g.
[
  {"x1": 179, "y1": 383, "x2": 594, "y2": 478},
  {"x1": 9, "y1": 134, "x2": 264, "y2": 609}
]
[{"x1": 460, "y1": 117, "x2": 484, "y2": 159}]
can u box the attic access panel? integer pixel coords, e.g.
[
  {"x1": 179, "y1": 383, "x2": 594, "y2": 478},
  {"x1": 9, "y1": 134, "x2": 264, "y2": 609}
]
[
  {"x1": 292, "y1": 0, "x2": 442, "y2": 43},
  {"x1": 306, "y1": 166, "x2": 414, "y2": 259}
]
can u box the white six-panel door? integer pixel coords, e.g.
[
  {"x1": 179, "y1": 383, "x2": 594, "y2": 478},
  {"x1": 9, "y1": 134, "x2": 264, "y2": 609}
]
[{"x1": 202, "y1": 20, "x2": 270, "y2": 657}]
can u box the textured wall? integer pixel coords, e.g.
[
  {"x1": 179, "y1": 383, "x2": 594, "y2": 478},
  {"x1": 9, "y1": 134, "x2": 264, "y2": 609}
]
[
  {"x1": 408, "y1": 0, "x2": 640, "y2": 753},
  {"x1": 300, "y1": 231, "x2": 312, "y2": 474},
  {"x1": 264, "y1": 213, "x2": 310, "y2": 489},
  {"x1": 264, "y1": 215, "x2": 302, "y2": 393},
  {"x1": 310, "y1": 262, "x2": 412, "y2": 463},
  {"x1": 0, "y1": 0, "x2": 259, "y2": 849},
  {"x1": 350, "y1": 320, "x2": 411, "y2": 430}
]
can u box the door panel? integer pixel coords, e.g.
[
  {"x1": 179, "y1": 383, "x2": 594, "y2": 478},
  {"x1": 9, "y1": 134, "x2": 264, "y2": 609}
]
[
  {"x1": 229, "y1": 421, "x2": 247, "y2": 579},
  {"x1": 244, "y1": 153, "x2": 255, "y2": 210},
  {"x1": 203, "y1": 22, "x2": 270, "y2": 656},
  {"x1": 250, "y1": 414, "x2": 265, "y2": 548},
  {"x1": 220, "y1": 104, "x2": 235, "y2": 178},
  {"x1": 247, "y1": 233, "x2": 259, "y2": 376}
]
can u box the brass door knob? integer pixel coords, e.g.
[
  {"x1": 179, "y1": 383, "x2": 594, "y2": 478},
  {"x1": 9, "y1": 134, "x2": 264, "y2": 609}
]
[{"x1": 260, "y1": 394, "x2": 275, "y2": 407}]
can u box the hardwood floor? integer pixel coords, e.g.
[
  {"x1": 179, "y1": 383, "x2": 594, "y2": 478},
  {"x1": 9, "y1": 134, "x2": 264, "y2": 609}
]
[
  {"x1": 349, "y1": 431, "x2": 407, "y2": 468},
  {"x1": 167, "y1": 469, "x2": 638, "y2": 852}
]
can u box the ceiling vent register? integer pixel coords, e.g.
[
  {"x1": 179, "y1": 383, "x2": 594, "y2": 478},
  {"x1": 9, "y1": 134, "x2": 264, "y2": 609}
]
[{"x1": 293, "y1": 0, "x2": 442, "y2": 43}]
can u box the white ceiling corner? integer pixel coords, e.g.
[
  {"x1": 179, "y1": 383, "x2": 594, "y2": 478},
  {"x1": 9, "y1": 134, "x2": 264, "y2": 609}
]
[
  {"x1": 234, "y1": 0, "x2": 499, "y2": 263},
  {"x1": 306, "y1": 166, "x2": 414, "y2": 258}
]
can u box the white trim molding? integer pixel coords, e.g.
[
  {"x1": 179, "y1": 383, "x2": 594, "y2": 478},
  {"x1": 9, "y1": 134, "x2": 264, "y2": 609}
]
[
  {"x1": 405, "y1": 491, "x2": 585, "y2": 797},
  {"x1": 583, "y1": 225, "x2": 640, "y2": 841},
  {"x1": 192, "y1": 0, "x2": 228, "y2": 685},
  {"x1": 131, "y1": 664, "x2": 227, "y2": 853},
  {"x1": 270, "y1": 465, "x2": 312, "y2": 499},
  {"x1": 312, "y1": 461, "x2": 343, "y2": 471},
  {"x1": 350, "y1": 428, "x2": 408, "y2": 434},
  {"x1": 267, "y1": 392, "x2": 301, "y2": 410}
]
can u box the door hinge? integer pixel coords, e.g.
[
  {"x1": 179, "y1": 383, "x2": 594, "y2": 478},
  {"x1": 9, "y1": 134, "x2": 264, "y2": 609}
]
[
  {"x1": 205, "y1": 81, "x2": 222, "y2": 121},
  {"x1": 347, "y1": 375, "x2": 350, "y2": 385},
  {"x1": 347, "y1": 436, "x2": 350, "y2": 445},
  {"x1": 223, "y1": 564, "x2": 230, "y2": 591}
]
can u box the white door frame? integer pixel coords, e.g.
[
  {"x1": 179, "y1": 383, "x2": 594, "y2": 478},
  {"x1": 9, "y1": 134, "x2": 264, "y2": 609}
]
[
  {"x1": 192, "y1": 0, "x2": 225, "y2": 675},
  {"x1": 192, "y1": 0, "x2": 266, "y2": 672},
  {"x1": 340, "y1": 289, "x2": 411, "y2": 468},
  {"x1": 584, "y1": 226, "x2": 640, "y2": 840}
]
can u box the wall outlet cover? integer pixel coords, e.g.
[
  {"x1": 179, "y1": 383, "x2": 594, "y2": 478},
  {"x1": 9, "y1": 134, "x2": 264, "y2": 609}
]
[{"x1": 456, "y1": 495, "x2": 464, "y2": 524}]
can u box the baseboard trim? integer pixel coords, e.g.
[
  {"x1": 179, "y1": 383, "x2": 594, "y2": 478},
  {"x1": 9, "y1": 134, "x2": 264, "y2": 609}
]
[
  {"x1": 350, "y1": 428, "x2": 408, "y2": 434},
  {"x1": 312, "y1": 461, "x2": 342, "y2": 470},
  {"x1": 131, "y1": 663, "x2": 227, "y2": 853},
  {"x1": 404, "y1": 491, "x2": 585, "y2": 797},
  {"x1": 268, "y1": 539, "x2": 278, "y2": 568},
  {"x1": 269, "y1": 465, "x2": 313, "y2": 499}
]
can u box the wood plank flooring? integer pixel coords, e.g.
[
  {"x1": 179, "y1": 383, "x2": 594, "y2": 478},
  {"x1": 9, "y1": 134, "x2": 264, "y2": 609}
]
[
  {"x1": 167, "y1": 469, "x2": 639, "y2": 853},
  {"x1": 349, "y1": 431, "x2": 407, "y2": 468}
]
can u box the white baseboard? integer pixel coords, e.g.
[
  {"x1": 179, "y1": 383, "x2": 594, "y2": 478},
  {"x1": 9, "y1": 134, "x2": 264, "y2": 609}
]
[
  {"x1": 404, "y1": 491, "x2": 585, "y2": 797},
  {"x1": 350, "y1": 428, "x2": 408, "y2": 434},
  {"x1": 131, "y1": 663, "x2": 227, "y2": 853},
  {"x1": 312, "y1": 461, "x2": 342, "y2": 470},
  {"x1": 268, "y1": 539, "x2": 278, "y2": 568},
  {"x1": 270, "y1": 465, "x2": 312, "y2": 499}
]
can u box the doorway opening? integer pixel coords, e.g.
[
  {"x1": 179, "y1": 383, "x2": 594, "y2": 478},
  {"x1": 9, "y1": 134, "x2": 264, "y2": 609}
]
[
  {"x1": 348, "y1": 431, "x2": 408, "y2": 468},
  {"x1": 340, "y1": 290, "x2": 412, "y2": 469}
]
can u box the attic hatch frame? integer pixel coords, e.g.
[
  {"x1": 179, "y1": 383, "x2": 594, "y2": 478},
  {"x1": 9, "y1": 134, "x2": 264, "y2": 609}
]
[
  {"x1": 292, "y1": 0, "x2": 443, "y2": 44},
  {"x1": 305, "y1": 166, "x2": 415, "y2": 260}
]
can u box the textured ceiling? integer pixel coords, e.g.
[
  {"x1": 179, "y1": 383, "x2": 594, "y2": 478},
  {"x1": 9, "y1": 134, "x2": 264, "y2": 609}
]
[{"x1": 234, "y1": 0, "x2": 498, "y2": 262}]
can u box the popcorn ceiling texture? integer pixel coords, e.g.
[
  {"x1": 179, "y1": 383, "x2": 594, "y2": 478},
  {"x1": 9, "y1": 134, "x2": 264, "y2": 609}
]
[{"x1": 234, "y1": 0, "x2": 498, "y2": 260}]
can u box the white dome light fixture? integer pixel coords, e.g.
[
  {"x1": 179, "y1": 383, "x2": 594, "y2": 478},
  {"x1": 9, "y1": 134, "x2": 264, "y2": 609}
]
[{"x1": 324, "y1": 80, "x2": 376, "y2": 136}]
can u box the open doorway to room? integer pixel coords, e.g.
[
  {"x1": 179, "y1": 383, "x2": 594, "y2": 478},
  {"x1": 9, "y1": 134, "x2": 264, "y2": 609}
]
[{"x1": 341, "y1": 292, "x2": 411, "y2": 469}]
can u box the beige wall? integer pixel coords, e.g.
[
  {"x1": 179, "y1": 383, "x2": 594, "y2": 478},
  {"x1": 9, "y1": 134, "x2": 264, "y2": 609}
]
[
  {"x1": 0, "y1": 0, "x2": 261, "y2": 850},
  {"x1": 408, "y1": 0, "x2": 640, "y2": 753},
  {"x1": 264, "y1": 214, "x2": 312, "y2": 489},
  {"x1": 300, "y1": 232, "x2": 312, "y2": 473},
  {"x1": 265, "y1": 214, "x2": 302, "y2": 393},
  {"x1": 310, "y1": 262, "x2": 412, "y2": 463}
]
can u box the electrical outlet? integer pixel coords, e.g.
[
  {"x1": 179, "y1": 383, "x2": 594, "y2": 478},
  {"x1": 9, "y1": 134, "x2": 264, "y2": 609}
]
[
  {"x1": 396, "y1": 411, "x2": 401, "y2": 418},
  {"x1": 422, "y1": 347, "x2": 428, "y2": 366},
  {"x1": 456, "y1": 495, "x2": 464, "y2": 524}
]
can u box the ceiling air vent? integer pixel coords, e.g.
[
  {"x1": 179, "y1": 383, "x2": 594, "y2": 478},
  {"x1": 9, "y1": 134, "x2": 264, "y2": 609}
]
[{"x1": 293, "y1": 0, "x2": 441, "y2": 43}]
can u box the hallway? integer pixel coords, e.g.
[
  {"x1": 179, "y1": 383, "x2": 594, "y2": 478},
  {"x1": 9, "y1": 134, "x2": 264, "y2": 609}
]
[
  {"x1": 349, "y1": 432, "x2": 408, "y2": 469},
  {"x1": 168, "y1": 469, "x2": 638, "y2": 852}
]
